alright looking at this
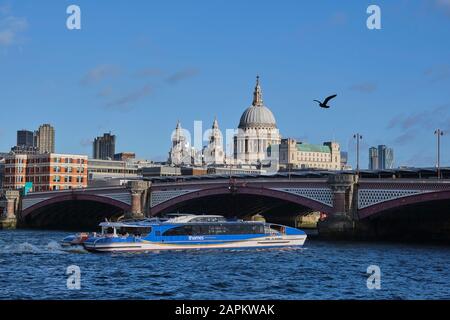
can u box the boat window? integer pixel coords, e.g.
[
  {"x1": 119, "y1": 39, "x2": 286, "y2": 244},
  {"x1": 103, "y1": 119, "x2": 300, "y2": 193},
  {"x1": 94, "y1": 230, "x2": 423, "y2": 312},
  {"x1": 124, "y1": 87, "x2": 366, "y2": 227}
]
[
  {"x1": 104, "y1": 227, "x2": 115, "y2": 234},
  {"x1": 191, "y1": 217, "x2": 227, "y2": 223},
  {"x1": 162, "y1": 223, "x2": 264, "y2": 236},
  {"x1": 269, "y1": 225, "x2": 285, "y2": 234},
  {"x1": 118, "y1": 227, "x2": 152, "y2": 237}
]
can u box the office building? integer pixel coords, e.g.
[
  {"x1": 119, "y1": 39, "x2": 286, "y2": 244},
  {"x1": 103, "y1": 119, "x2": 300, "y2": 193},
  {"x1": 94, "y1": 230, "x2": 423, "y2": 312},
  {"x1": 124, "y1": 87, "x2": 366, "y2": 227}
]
[
  {"x1": 17, "y1": 130, "x2": 36, "y2": 147},
  {"x1": 2, "y1": 153, "x2": 88, "y2": 192},
  {"x1": 87, "y1": 158, "x2": 140, "y2": 183},
  {"x1": 36, "y1": 124, "x2": 55, "y2": 153},
  {"x1": 369, "y1": 145, "x2": 395, "y2": 170},
  {"x1": 369, "y1": 147, "x2": 379, "y2": 170},
  {"x1": 113, "y1": 152, "x2": 136, "y2": 161},
  {"x1": 93, "y1": 133, "x2": 116, "y2": 160},
  {"x1": 279, "y1": 138, "x2": 341, "y2": 170}
]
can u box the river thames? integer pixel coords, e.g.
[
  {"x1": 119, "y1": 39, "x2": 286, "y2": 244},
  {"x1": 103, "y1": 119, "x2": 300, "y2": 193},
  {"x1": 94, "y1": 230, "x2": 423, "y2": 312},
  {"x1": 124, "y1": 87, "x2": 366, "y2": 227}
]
[{"x1": 0, "y1": 229, "x2": 449, "y2": 300}]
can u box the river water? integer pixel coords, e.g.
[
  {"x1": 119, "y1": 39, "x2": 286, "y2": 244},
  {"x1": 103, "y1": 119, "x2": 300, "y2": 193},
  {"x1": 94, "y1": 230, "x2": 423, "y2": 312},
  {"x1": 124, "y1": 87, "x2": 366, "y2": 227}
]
[{"x1": 0, "y1": 230, "x2": 449, "y2": 300}]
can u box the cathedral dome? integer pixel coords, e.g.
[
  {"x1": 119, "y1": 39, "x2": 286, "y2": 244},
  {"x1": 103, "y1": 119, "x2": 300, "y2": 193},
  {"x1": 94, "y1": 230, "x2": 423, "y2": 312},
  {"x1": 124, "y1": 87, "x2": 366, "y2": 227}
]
[
  {"x1": 238, "y1": 105, "x2": 277, "y2": 129},
  {"x1": 238, "y1": 76, "x2": 277, "y2": 129}
]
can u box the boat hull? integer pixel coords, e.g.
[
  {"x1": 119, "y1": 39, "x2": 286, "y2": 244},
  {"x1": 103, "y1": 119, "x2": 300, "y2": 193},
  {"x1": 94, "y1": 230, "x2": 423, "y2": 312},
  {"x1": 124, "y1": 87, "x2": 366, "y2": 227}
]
[{"x1": 83, "y1": 235, "x2": 307, "y2": 253}]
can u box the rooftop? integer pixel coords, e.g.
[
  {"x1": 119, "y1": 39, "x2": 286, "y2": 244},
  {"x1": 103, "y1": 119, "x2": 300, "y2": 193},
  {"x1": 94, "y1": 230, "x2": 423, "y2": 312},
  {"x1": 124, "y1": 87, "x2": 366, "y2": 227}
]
[{"x1": 296, "y1": 143, "x2": 331, "y2": 153}]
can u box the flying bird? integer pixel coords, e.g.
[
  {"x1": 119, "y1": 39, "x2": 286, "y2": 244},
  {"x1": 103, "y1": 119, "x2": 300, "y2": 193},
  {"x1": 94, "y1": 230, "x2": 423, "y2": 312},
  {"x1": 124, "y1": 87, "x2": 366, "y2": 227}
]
[{"x1": 314, "y1": 94, "x2": 337, "y2": 109}]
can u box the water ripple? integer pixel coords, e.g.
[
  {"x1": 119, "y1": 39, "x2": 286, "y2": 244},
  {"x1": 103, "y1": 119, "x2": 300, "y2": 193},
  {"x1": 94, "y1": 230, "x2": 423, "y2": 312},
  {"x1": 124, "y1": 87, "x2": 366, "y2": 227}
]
[{"x1": 1, "y1": 230, "x2": 450, "y2": 299}]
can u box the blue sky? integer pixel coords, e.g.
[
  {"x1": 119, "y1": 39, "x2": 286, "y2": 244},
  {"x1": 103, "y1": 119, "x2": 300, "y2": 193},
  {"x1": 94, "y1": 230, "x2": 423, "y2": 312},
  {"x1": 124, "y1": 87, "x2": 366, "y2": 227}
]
[{"x1": 0, "y1": 0, "x2": 449, "y2": 168}]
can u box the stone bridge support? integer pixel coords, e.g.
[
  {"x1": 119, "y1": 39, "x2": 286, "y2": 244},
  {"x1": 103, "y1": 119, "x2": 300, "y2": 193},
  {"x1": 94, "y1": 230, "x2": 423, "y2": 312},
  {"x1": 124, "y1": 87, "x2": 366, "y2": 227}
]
[
  {"x1": 125, "y1": 181, "x2": 151, "y2": 219},
  {"x1": 0, "y1": 190, "x2": 21, "y2": 229},
  {"x1": 317, "y1": 174, "x2": 358, "y2": 238}
]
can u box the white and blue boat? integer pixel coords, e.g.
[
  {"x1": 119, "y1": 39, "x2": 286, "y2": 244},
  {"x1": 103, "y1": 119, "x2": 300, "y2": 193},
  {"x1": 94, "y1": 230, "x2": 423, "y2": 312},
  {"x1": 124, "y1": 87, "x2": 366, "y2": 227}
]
[{"x1": 82, "y1": 214, "x2": 307, "y2": 253}]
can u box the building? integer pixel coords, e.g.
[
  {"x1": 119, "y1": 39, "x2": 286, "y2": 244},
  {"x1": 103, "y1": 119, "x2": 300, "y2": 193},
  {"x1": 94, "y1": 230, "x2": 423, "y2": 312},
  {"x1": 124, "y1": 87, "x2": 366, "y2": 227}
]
[
  {"x1": 2, "y1": 153, "x2": 88, "y2": 192},
  {"x1": 12, "y1": 125, "x2": 55, "y2": 155},
  {"x1": 17, "y1": 130, "x2": 36, "y2": 147},
  {"x1": 87, "y1": 159, "x2": 140, "y2": 183},
  {"x1": 234, "y1": 76, "x2": 281, "y2": 165},
  {"x1": 93, "y1": 133, "x2": 116, "y2": 160},
  {"x1": 385, "y1": 148, "x2": 394, "y2": 169},
  {"x1": 36, "y1": 124, "x2": 55, "y2": 153},
  {"x1": 10, "y1": 145, "x2": 39, "y2": 155},
  {"x1": 168, "y1": 121, "x2": 192, "y2": 166},
  {"x1": 181, "y1": 167, "x2": 208, "y2": 176},
  {"x1": 113, "y1": 152, "x2": 136, "y2": 161},
  {"x1": 0, "y1": 154, "x2": 6, "y2": 189},
  {"x1": 166, "y1": 76, "x2": 342, "y2": 173},
  {"x1": 369, "y1": 147, "x2": 378, "y2": 170},
  {"x1": 142, "y1": 166, "x2": 181, "y2": 177},
  {"x1": 207, "y1": 165, "x2": 268, "y2": 175},
  {"x1": 378, "y1": 145, "x2": 394, "y2": 169},
  {"x1": 340, "y1": 151, "x2": 352, "y2": 170},
  {"x1": 368, "y1": 145, "x2": 395, "y2": 170},
  {"x1": 279, "y1": 138, "x2": 341, "y2": 170},
  {"x1": 203, "y1": 118, "x2": 225, "y2": 165}
]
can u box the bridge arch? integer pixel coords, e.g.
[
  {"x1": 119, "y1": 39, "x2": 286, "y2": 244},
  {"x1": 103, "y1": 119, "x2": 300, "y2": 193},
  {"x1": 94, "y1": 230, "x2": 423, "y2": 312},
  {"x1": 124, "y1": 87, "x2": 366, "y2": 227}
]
[
  {"x1": 358, "y1": 189, "x2": 450, "y2": 219},
  {"x1": 150, "y1": 185, "x2": 333, "y2": 217},
  {"x1": 21, "y1": 193, "x2": 131, "y2": 229}
]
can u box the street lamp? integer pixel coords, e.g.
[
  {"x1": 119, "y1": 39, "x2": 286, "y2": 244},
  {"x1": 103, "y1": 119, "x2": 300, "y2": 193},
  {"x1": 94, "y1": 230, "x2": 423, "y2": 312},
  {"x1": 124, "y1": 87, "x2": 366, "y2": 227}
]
[
  {"x1": 434, "y1": 129, "x2": 444, "y2": 179},
  {"x1": 353, "y1": 133, "x2": 363, "y2": 176}
]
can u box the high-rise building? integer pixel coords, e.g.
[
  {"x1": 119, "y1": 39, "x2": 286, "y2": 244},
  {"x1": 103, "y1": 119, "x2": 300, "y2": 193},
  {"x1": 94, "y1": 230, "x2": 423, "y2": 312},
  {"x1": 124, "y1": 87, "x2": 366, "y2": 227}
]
[
  {"x1": 378, "y1": 145, "x2": 395, "y2": 169},
  {"x1": 93, "y1": 133, "x2": 116, "y2": 160},
  {"x1": 369, "y1": 147, "x2": 379, "y2": 170},
  {"x1": 17, "y1": 130, "x2": 35, "y2": 147},
  {"x1": 340, "y1": 151, "x2": 348, "y2": 167},
  {"x1": 384, "y1": 147, "x2": 394, "y2": 169},
  {"x1": 36, "y1": 124, "x2": 55, "y2": 153},
  {"x1": 369, "y1": 145, "x2": 394, "y2": 170}
]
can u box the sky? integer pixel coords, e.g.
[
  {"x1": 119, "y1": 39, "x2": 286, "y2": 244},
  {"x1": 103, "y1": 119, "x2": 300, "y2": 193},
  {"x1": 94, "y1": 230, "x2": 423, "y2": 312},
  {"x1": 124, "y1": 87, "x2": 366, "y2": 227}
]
[{"x1": 0, "y1": 0, "x2": 449, "y2": 168}]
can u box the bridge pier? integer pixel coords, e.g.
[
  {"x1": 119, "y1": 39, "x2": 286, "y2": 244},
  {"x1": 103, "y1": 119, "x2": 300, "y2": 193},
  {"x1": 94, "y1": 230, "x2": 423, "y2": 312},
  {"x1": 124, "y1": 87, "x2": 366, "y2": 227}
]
[
  {"x1": 317, "y1": 174, "x2": 358, "y2": 239},
  {"x1": 125, "y1": 181, "x2": 151, "y2": 219},
  {"x1": 0, "y1": 190, "x2": 21, "y2": 230}
]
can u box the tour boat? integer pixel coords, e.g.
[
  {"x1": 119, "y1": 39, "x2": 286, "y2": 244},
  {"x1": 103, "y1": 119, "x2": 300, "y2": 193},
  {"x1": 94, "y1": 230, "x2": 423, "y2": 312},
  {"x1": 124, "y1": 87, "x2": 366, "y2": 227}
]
[{"x1": 82, "y1": 214, "x2": 307, "y2": 253}]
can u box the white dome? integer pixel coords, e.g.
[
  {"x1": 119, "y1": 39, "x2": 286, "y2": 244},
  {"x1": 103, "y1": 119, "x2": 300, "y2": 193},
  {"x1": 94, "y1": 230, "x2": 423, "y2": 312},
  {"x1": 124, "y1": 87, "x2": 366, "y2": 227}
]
[
  {"x1": 239, "y1": 105, "x2": 277, "y2": 129},
  {"x1": 238, "y1": 76, "x2": 277, "y2": 129}
]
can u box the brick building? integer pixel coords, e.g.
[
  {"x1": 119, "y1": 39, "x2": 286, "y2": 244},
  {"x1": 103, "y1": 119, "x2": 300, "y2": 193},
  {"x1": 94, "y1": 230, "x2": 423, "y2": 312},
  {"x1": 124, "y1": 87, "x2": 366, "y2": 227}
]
[{"x1": 2, "y1": 153, "x2": 88, "y2": 192}]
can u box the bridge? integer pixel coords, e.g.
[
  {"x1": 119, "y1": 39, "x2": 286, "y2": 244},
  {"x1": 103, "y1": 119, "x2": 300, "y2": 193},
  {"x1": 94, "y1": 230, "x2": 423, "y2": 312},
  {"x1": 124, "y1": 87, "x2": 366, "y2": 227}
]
[{"x1": 1, "y1": 168, "x2": 450, "y2": 239}]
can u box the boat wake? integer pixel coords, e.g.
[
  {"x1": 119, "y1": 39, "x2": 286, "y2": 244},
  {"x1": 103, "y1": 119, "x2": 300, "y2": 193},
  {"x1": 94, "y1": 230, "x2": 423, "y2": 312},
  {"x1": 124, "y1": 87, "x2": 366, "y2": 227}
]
[
  {"x1": 0, "y1": 241, "x2": 87, "y2": 255},
  {"x1": 0, "y1": 242, "x2": 44, "y2": 254}
]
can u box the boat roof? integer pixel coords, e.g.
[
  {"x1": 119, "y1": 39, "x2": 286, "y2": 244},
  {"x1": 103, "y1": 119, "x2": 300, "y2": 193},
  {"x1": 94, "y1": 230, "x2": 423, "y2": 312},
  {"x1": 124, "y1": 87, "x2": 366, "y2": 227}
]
[
  {"x1": 99, "y1": 218, "x2": 164, "y2": 228},
  {"x1": 98, "y1": 215, "x2": 265, "y2": 227},
  {"x1": 163, "y1": 214, "x2": 226, "y2": 223}
]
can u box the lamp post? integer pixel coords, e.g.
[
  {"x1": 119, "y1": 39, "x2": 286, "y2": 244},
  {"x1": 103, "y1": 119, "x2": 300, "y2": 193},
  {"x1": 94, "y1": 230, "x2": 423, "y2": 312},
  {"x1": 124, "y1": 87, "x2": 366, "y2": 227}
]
[
  {"x1": 434, "y1": 129, "x2": 444, "y2": 179},
  {"x1": 353, "y1": 133, "x2": 363, "y2": 176}
]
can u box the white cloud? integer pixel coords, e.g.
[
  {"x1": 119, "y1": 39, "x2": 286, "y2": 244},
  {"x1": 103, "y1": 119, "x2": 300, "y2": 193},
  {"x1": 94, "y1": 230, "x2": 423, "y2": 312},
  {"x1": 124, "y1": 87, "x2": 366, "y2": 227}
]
[
  {"x1": 80, "y1": 65, "x2": 121, "y2": 85},
  {"x1": 0, "y1": 14, "x2": 28, "y2": 47},
  {"x1": 436, "y1": 0, "x2": 450, "y2": 16}
]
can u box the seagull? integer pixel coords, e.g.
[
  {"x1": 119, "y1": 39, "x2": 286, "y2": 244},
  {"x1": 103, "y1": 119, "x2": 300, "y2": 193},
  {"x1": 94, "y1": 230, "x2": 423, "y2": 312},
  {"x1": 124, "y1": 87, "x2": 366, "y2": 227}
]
[{"x1": 314, "y1": 94, "x2": 337, "y2": 109}]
